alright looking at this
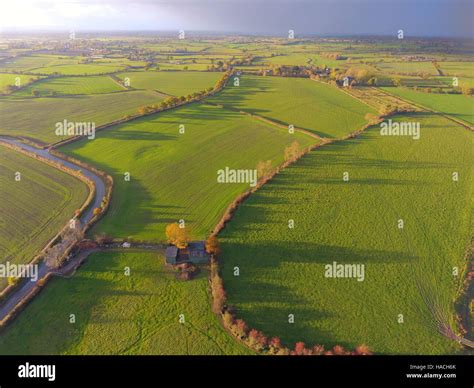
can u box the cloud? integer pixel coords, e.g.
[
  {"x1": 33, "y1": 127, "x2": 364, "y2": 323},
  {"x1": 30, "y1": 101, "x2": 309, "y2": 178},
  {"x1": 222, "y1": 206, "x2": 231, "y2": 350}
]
[{"x1": 0, "y1": 0, "x2": 472, "y2": 37}]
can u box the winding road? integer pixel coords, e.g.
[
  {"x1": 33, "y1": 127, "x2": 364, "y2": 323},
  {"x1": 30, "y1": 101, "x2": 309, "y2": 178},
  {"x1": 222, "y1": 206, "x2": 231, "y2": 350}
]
[{"x1": 0, "y1": 137, "x2": 107, "y2": 323}]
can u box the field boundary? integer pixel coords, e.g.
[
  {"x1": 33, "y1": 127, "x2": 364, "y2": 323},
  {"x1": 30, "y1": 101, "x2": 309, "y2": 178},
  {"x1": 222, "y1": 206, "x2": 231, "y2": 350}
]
[
  {"x1": 203, "y1": 100, "x2": 324, "y2": 142},
  {"x1": 206, "y1": 115, "x2": 388, "y2": 355},
  {"x1": 0, "y1": 141, "x2": 95, "y2": 301},
  {"x1": 49, "y1": 70, "x2": 235, "y2": 150},
  {"x1": 0, "y1": 140, "x2": 114, "y2": 329},
  {"x1": 377, "y1": 87, "x2": 474, "y2": 132}
]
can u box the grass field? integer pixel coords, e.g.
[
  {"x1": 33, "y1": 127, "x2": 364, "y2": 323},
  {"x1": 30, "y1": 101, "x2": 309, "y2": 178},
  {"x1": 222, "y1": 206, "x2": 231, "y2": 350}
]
[
  {"x1": 15, "y1": 75, "x2": 125, "y2": 96},
  {"x1": 0, "y1": 251, "x2": 252, "y2": 355},
  {"x1": 0, "y1": 147, "x2": 88, "y2": 289},
  {"x1": 344, "y1": 87, "x2": 421, "y2": 112},
  {"x1": 208, "y1": 75, "x2": 375, "y2": 138},
  {"x1": 380, "y1": 87, "x2": 474, "y2": 125},
  {"x1": 0, "y1": 90, "x2": 162, "y2": 144},
  {"x1": 29, "y1": 63, "x2": 128, "y2": 76},
  {"x1": 62, "y1": 103, "x2": 316, "y2": 241},
  {"x1": 219, "y1": 114, "x2": 473, "y2": 354},
  {"x1": 116, "y1": 71, "x2": 220, "y2": 96},
  {"x1": 255, "y1": 54, "x2": 320, "y2": 67},
  {"x1": 0, "y1": 55, "x2": 72, "y2": 72},
  {"x1": 438, "y1": 62, "x2": 474, "y2": 78},
  {"x1": 375, "y1": 62, "x2": 438, "y2": 76},
  {"x1": 0, "y1": 74, "x2": 42, "y2": 94},
  {"x1": 0, "y1": 55, "x2": 144, "y2": 75}
]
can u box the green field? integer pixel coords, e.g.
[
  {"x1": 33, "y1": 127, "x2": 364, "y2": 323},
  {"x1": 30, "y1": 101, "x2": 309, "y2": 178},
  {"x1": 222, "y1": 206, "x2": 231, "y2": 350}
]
[
  {"x1": 381, "y1": 87, "x2": 474, "y2": 125},
  {"x1": 30, "y1": 63, "x2": 128, "y2": 76},
  {"x1": 0, "y1": 55, "x2": 145, "y2": 75},
  {"x1": 0, "y1": 55, "x2": 72, "y2": 72},
  {"x1": 219, "y1": 114, "x2": 473, "y2": 354},
  {"x1": 0, "y1": 251, "x2": 252, "y2": 355},
  {"x1": 255, "y1": 53, "x2": 320, "y2": 67},
  {"x1": 0, "y1": 147, "x2": 88, "y2": 289},
  {"x1": 116, "y1": 71, "x2": 220, "y2": 96},
  {"x1": 438, "y1": 62, "x2": 474, "y2": 78},
  {"x1": 0, "y1": 74, "x2": 42, "y2": 94},
  {"x1": 0, "y1": 90, "x2": 162, "y2": 144},
  {"x1": 209, "y1": 75, "x2": 375, "y2": 138},
  {"x1": 375, "y1": 62, "x2": 438, "y2": 76},
  {"x1": 15, "y1": 75, "x2": 125, "y2": 96},
  {"x1": 62, "y1": 103, "x2": 316, "y2": 241}
]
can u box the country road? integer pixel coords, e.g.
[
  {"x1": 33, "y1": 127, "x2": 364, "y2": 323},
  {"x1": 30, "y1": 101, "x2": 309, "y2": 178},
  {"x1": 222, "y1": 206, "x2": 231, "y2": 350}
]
[
  {"x1": 0, "y1": 137, "x2": 107, "y2": 323},
  {"x1": 0, "y1": 137, "x2": 106, "y2": 224}
]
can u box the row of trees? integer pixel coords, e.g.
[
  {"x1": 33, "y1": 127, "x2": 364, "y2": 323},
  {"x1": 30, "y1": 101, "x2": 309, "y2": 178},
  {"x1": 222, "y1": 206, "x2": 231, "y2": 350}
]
[
  {"x1": 137, "y1": 89, "x2": 211, "y2": 115},
  {"x1": 263, "y1": 65, "x2": 313, "y2": 78},
  {"x1": 207, "y1": 56, "x2": 255, "y2": 72},
  {"x1": 254, "y1": 142, "x2": 303, "y2": 187},
  {"x1": 136, "y1": 70, "x2": 234, "y2": 116},
  {"x1": 322, "y1": 52, "x2": 348, "y2": 61},
  {"x1": 208, "y1": 248, "x2": 371, "y2": 355}
]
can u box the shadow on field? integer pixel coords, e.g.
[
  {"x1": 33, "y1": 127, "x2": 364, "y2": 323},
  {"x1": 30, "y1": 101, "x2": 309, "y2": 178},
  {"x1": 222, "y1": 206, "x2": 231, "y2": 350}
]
[
  {"x1": 98, "y1": 129, "x2": 177, "y2": 142},
  {"x1": 221, "y1": 239, "x2": 415, "y2": 349},
  {"x1": 209, "y1": 75, "x2": 368, "y2": 138},
  {"x1": 0, "y1": 274, "x2": 116, "y2": 354},
  {"x1": 86, "y1": 170, "x2": 190, "y2": 238},
  {"x1": 159, "y1": 102, "x2": 243, "y2": 124},
  {"x1": 227, "y1": 281, "x2": 344, "y2": 348},
  {"x1": 222, "y1": 240, "x2": 415, "y2": 267}
]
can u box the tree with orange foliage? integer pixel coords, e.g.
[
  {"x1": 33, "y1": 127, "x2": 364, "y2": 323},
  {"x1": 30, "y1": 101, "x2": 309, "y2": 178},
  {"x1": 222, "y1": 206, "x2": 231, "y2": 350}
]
[
  {"x1": 165, "y1": 223, "x2": 188, "y2": 248},
  {"x1": 205, "y1": 235, "x2": 221, "y2": 256},
  {"x1": 364, "y1": 113, "x2": 380, "y2": 125},
  {"x1": 354, "y1": 344, "x2": 372, "y2": 355},
  {"x1": 233, "y1": 319, "x2": 248, "y2": 338},
  {"x1": 93, "y1": 207, "x2": 101, "y2": 216},
  {"x1": 284, "y1": 141, "x2": 302, "y2": 162},
  {"x1": 256, "y1": 160, "x2": 273, "y2": 179},
  {"x1": 312, "y1": 344, "x2": 325, "y2": 355},
  {"x1": 294, "y1": 341, "x2": 306, "y2": 355},
  {"x1": 332, "y1": 345, "x2": 347, "y2": 355}
]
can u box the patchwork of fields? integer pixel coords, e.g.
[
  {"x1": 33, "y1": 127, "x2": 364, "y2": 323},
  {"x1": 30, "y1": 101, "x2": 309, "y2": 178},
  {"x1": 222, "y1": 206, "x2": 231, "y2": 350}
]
[
  {"x1": 209, "y1": 75, "x2": 375, "y2": 138},
  {"x1": 62, "y1": 102, "x2": 316, "y2": 241},
  {"x1": 0, "y1": 251, "x2": 252, "y2": 355},
  {"x1": 116, "y1": 71, "x2": 220, "y2": 96},
  {"x1": 219, "y1": 114, "x2": 473, "y2": 354},
  {"x1": 0, "y1": 73, "x2": 42, "y2": 94},
  {"x1": 0, "y1": 36, "x2": 472, "y2": 357},
  {"x1": 15, "y1": 75, "x2": 125, "y2": 96},
  {"x1": 381, "y1": 87, "x2": 474, "y2": 125},
  {"x1": 0, "y1": 55, "x2": 138, "y2": 75},
  {"x1": 0, "y1": 147, "x2": 88, "y2": 289},
  {"x1": 375, "y1": 61, "x2": 438, "y2": 76},
  {"x1": 0, "y1": 90, "x2": 162, "y2": 144}
]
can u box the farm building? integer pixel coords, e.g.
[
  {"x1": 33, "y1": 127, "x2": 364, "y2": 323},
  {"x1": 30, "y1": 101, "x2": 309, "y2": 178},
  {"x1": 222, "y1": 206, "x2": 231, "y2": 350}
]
[{"x1": 165, "y1": 241, "x2": 210, "y2": 265}]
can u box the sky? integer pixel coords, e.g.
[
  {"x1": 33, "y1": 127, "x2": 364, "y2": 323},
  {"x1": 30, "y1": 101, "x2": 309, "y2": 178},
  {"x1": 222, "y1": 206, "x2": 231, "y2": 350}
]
[{"x1": 0, "y1": 0, "x2": 472, "y2": 37}]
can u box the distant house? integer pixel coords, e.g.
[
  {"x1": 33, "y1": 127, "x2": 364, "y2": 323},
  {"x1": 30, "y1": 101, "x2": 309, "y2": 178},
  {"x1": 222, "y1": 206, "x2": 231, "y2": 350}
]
[
  {"x1": 122, "y1": 242, "x2": 131, "y2": 248},
  {"x1": 165, "y1": 241, "x2": 210, "y2": 265}
]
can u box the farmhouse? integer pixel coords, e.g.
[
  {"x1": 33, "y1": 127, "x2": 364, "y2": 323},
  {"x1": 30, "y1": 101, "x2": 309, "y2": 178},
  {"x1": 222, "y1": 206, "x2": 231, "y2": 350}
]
[{"x1": 165, "y1": 241, "x2": 210, "y2": 265}]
